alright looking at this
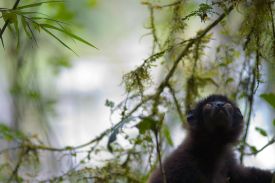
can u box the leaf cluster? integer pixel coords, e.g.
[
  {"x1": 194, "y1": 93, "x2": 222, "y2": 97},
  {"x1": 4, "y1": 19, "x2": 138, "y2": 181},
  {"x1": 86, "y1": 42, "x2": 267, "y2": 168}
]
[{"x1": 0, "y1": 0, "x2": 96, "y2": 52}]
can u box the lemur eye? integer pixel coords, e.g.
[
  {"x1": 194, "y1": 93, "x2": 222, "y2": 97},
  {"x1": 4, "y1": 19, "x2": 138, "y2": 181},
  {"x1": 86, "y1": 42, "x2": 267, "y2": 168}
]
[
  {"x1": 224, "y1": 103, "x2": 231, "y2": 107},
  {"x1": 224, "y1": 103, "x2": 233, "y2": 111},
  {"x1": 203, "y1": 103, "x2": 212, "y2": 110}
]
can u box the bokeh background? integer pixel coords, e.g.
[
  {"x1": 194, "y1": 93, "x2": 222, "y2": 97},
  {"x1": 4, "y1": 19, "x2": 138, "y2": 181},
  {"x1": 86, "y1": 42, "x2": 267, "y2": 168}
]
[{"x1": 0, "y1": 0, "x2": 274, "y2": 182}]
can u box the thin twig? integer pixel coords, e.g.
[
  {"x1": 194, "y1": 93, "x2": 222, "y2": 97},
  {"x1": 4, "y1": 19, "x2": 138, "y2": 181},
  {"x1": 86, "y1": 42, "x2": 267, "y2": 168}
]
[
  {"x1": 245, "y1": 137, "x2": 275, "y2": 155},
  {"x1": 153, "y1": 115, "x2": 167, "y2": 183},
  {"x1": 167, "y1": 83, "x2": 185, "y2": 124},
  {"x1": 7, "y1": 148, "x2": 29, "y2": 183},
  {"x1": 0, "y1": 146, "x2": 20, "y2": 155},
  {"x1": 156, "y1": 5, "x2": 234, "y2": 97},
  {"x1": 149, "y1": 6, "x2": 161, "y2": 52},
  {"x1": 240, "y1": 36, "x2": 260, "y2": 163},
  {"x1": 19, "y1": 95, "x2": 154, "y2": 152}
]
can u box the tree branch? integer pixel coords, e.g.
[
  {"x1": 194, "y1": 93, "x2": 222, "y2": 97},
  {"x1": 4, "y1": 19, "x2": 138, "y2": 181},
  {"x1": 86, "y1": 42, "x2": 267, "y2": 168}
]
[
  {"x1": 240, "y1": 36, "x2": 260, "y2": 163},
  {"x1": 167, "y1": 83, "x2": 185, "y2": 124},
  {"x1": 7, "y1": 148, "x2": 29, "y2": 183},
  {"x1": 153, "y1": 116, "x2": 167, "y2": 183},
  {"x1": 156, "y1": 5, "x2": 234, "y2": 99},
  {"x1": 0, "y1": 5, "x2": 234, "y2": 157},
  {"x1": 245, "y1": 136, "x2": 275, "y2": 156}
]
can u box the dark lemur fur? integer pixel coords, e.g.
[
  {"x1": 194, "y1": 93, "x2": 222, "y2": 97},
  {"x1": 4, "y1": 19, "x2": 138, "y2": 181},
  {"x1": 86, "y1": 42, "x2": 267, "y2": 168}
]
[{"x1": 149, "y1": 94, "x2": 273, "y2": 183}]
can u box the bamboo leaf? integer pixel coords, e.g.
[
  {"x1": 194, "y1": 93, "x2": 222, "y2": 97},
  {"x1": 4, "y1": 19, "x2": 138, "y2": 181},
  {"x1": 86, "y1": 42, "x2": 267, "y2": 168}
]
[
  {"x1": 14, "y1": 11, "x2": 67, "y2": 25},
  {"x1": 0, "y1": 35, "x2": 4, "y2": 48},
  {"x1": 31, "y1": 17, "x2": 67, "y2": 25},
  {"x1": 14, "y1": 16, "x2": 20, "y2": 48},
  {"x1": 13, "y1": 10, "x2": 52, "y2": 19},
  {"x1": 40, "y1": 24, "x2": 97, "y2": 49},
  {"x1": 21, "y1": 16, "x2": 32, "y2": 39},
  {"x1": 17, "y1": 1, "x2": 63, "y2": 10},
  {"x1": 41, "y1": 26, "x2": 77, "y2": 55},
  {"x1": 13, "y1": 11, "x2": 40, "y2": 15},
  {"x1": 2, "y1": 11, "x2": 17, "y2": 23},
  {"x1": 27, "y1": 22, "x2": 38, "y2": 44}
]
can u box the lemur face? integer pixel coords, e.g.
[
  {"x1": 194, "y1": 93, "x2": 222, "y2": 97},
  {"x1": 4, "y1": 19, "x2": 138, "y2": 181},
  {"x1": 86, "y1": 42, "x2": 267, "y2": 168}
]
[
  {"x1": 202, "y1": 100, "x2": 234, "y2": 130},
  {"x1": 187, "y1": 95, "x2": 243, "y2": 135}
]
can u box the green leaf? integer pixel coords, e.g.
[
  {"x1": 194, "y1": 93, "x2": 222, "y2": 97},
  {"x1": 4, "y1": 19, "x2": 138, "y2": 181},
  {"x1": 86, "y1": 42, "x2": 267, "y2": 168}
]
[
  {"x1": 163, "y1": 124, "x2": 173, "y2": 146},
  {"x1": 0, "y1": 123, "x2": 25, "y2": 141},
  {"x1": 255, "y1": 127, "x2": 268, "y2": 137},
  {"x1": 233, "y1": 50, "x2": 241, "y2": 58},
  {"x1": 65, "y1": 146, "x2": 73, "y2": 150},
  {"x1": 14, "y1": 15, "x2": 20, "y2": 48},
  {"x1": 13, "y1": 11, "x2": 41, "y2": 15},
  {"x1": 27, "y1": 90, "x2": 41, "y2": 100},
  {"x1": 50, "y1": 56, "x2": 71, "y2": 70},
  {"x1": 31, "y1": 17, "x2": 67, "y2": 25},
  {"x1": 105, "y1": 99, "x2": 115, "y2": 108},
  {"x1": 17, "y1": 1, "x2": 63, "y2": 9},
  {"x1": 225, "y1": 77, "x2": 234, "y2": 86},
  {"x1": 21, "y1": 17, "x2": 32, "y2": 39},
  {"x1": 2, "y1": 11, "x2": 19, "y2": 47},
  {"x1": 0, "y1": 34, "x2": 4, "y2": 48},
  {"x1": 40, "y1": 24, "x2": 97, "y2": 49},
  {"x1": 260, "y1": 93, "x2": 275, "y2": 109},
  {"x1": 136, "y1": 117, "x2": 157, "y2": 134},
  {"x1": 0, "y1": 124, "x2": 13, "y2": 141},
  {"x1": 2, "y1": 11, "x2": 17, "y2": 23},
  {"x1": 199, "y1": 3, "x2": 212, "y2": 12},
  {"x1": 87, "y1": 0, "x2": 97, "y2": 7},
  {"x1": 249, "y1": 146, "x2": 258, "y2": 154},
  {"x1": 15, "y1": 11, "x2": 67, "y2": 25},
  {"x1": 135, "y1": 138, "x2": 142, "y2": 145},
  {"x1": 273, "y1": 119, "x2": 275, "y2": 127},
  {"x1": 41, "y1": 26, "x2": 77, "y2": 54}
]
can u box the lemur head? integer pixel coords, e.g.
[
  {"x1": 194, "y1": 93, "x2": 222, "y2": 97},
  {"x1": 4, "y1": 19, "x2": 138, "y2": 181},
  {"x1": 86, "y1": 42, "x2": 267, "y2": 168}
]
[{"x1": 187, "y1": 95, "x2": 244, "y2": 141}]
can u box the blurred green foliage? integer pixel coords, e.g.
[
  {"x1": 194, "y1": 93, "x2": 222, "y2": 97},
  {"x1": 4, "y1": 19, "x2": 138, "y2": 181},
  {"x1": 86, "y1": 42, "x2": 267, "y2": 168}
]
[{"x1": 0, "y1": 0, "x2": 274, "y2": 182}]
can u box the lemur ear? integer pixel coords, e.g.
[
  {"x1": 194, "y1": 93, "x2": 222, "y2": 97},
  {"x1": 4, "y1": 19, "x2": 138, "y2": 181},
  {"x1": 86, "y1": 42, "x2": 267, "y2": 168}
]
[{"x1": 187, "y1": 110, "x2": 196, "y2": 126}]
